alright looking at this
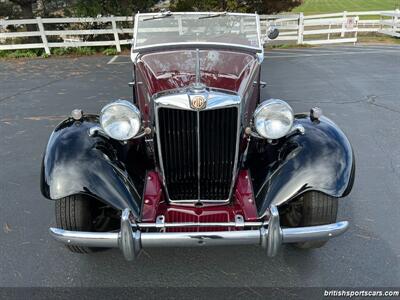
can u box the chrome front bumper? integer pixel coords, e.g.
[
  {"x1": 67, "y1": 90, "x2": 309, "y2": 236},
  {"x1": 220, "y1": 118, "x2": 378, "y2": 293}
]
[{"x1": 49, "y1": 206, "x2": 349, "y2": 261}]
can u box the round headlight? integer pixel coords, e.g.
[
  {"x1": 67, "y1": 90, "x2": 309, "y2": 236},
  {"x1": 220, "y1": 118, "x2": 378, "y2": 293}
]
[
  {"x1": 100, "y1": 100, "x2": 141, "y2": 141},
  {"x1": 253, "y1": 99, "x2": 294, "y2": 139}
]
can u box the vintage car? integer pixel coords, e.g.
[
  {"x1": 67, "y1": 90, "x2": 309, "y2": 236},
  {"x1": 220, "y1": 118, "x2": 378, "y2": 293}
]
[{"x1": 41, "y1": 12, "x2": 355, "y2": 260}]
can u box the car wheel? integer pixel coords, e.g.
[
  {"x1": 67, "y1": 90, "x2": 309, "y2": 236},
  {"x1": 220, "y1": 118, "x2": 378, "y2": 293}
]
[
  {"x1": 281, "y1": 191, "x2": 338, "y2": 249},
  {"x1": 55, "y1": 194, "x2": 119, "y2": 253}
]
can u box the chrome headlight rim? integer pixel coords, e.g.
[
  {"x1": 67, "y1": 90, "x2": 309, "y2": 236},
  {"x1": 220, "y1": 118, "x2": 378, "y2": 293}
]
[
  {"x1": 253, "y1": 99, "x2": 294, "y2": 140},
  {"x1": 100, "y1": 99, "x2": 142, "y2": 141}
]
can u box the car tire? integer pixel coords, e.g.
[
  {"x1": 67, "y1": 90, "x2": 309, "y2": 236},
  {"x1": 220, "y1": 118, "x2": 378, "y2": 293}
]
[
  {"x1": 282, "y1": 191, "x2": 338, "y2": 249},
  {"x1": 55, "y1": 195, "x2": 111, "y2": 253}
]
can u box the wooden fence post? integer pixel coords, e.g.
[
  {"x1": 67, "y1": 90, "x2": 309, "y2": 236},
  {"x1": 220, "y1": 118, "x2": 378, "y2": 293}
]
[
  {"x1": 36, "y1": 17, "x2": 50, "y2": 55},
  {"x1": 111, "y1": 17, "x2": 121, "y2": 52},
  {"x1": 341, "y1": 11, "x2": 347, "y2": 37},
  {"x1": 297, "y1": 12, "x2": 304, "y2": 44},
  {"x1": 354, "y1": 16, "x2": 359, "y2": 44},
  {"x1": 328, "y1": 23, "x2": 331, "y2": 40},
  {"x1": 394, "y1": 9, "x2": 399, "y2": 33}
]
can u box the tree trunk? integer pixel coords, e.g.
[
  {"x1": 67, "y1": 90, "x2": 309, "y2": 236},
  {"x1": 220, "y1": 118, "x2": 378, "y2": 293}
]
[
  {"x1": 20, "y1": 1, "x2": 34, "y2": 19},
  {"x1": 36, "y1": 0, "x2": 45, "y2": 16},
  {"x1": 220, "y1": 0, "x2": 227, "y2": 10},
  {"x1": 19, "y1": 1, "x2": 40, "y2": 42}
]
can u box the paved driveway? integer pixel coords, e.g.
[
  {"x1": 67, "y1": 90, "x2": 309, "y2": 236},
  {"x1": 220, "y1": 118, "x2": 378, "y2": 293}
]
[{"x1": 0, "y1": 45, "x2": 399, "y2": 287}]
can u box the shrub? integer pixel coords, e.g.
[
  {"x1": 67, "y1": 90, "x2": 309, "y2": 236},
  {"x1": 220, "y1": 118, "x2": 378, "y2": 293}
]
[
  {"x1": 102, "y1": 48, "x2": 118, "y2": 56},
  {"x1": 4, "y1": 50, "x2": 38, "y2": 59},
  {"x1": 52, "y1": 47, "x2": 73, "y2": 56},
  {"x1": 75, "y1": 47, "x2": 96, "y2": 56}
]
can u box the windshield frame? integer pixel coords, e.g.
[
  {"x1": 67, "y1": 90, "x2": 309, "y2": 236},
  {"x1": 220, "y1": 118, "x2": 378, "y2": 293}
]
[{"x1": 132, "y1": 12, "x2": 263, "y2": 53}]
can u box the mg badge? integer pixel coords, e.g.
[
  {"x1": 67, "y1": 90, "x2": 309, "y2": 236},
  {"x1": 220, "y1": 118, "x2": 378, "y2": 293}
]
[{"x1": 190, "y1": 95, "x2": 207, "y2": 110}]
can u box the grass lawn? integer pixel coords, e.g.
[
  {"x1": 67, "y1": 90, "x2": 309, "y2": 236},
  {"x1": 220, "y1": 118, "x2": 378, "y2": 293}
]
[{"x1": 292, "y1": 0, "x2": 400, "y2": 15}]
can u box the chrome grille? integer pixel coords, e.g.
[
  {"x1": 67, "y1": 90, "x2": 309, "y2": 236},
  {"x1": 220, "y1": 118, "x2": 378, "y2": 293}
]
[{"x1": 158, "y1": 107, "x2": 239, "y2": 201}]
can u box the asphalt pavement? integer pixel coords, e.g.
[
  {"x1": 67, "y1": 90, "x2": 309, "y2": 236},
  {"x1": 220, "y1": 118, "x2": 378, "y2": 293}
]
[{"x1": 0, "y1": 45, "x2": 399, "y2": 287}]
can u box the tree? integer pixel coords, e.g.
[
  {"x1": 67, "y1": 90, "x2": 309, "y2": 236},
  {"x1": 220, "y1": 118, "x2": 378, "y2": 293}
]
[
  {"x1": 72, "y1": 0, "x2": 158, "y2": 17},
  {"x1": 246, "y1": 0, "x2": 304, "y2": 14},
  {"x1": 170, "y1": 0, "x2": 303, "y2": 14},
  {"x1": 0, "y1": 2, "x2": 19, "y2": 18},
  {"x1": 7, "y1": 0, "x2": 38, "y2": 35},
  {"x1": 8, "y1": 0, "x2": 36, "y2": 19}
]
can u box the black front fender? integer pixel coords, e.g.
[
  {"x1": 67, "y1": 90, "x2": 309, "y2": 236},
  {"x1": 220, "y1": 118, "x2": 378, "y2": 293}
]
[
  {"x1": 40, "y1": 116, "x2": 142, "y2": 217},
  {"x1": 249, "y1": 114, "x2": 355, "y2": 218}
]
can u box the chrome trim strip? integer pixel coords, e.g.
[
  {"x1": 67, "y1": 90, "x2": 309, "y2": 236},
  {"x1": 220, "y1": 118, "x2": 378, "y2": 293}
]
[
  {"x1": 141, "y1": 230, "x2": 261, "y2": 247},
  {"x1": 196, "y1": 110, "x2": 201, "y2": 201},
  {"x1": 282, "y1": 221, "x2": 349, "y2": 243},
  {"x1": 49, "y1": 228, "x2": 118, "y2": 248},
  {"x1": 255, "y1": 14, "x2": 264, "y2": 59},
  {"x1": 133, "y1": 42, "x2": 262, "y2": 53},
  {"x1": 155, "y1": 91, "x2": 241, "y2": 111},
  {"x1": 136, "y1": 221, "x2": 269, "y2": 228},
  {"x1": 138, "y1": 12, "x2": 260, "y2": 17},
  {"x1": 153, "y1": 98, "x2": 169, "y2": 201},
  {"x1": 195, "y1": 48, "x2": 201, "y2": 86},
  {"x1": 229, "y1": 100, "x2": 243, "y2": 202},
  {"x1": 153, "y1": 86, "x2": 238, "y2": 101}
]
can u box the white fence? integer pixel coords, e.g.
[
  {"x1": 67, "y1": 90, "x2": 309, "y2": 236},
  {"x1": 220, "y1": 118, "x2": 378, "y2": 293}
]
[
  {"x1": 262, "y1": 9, "x2": 400, "y2": 45},
  {"x1": 379, "y1": 11, "x2": 400, "y2": 37},
  {"x1": 0, "y1": 16, "x2": 134, "y2": 54},
  {"x1": 0, "y1": 10, "x2": 399, "y2": 55}
]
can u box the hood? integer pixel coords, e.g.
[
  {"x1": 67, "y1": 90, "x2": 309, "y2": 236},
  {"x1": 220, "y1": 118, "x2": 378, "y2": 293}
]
[{"x1": 135, "y1": 49, "x2": 258, "y2": 96}]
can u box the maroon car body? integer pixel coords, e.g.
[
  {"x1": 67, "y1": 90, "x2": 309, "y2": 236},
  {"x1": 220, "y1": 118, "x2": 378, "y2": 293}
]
[
  {"x1": 42, "y1": 12, "x2": 355, "y2": 261},
  {"x1": 134, "y1": 48, "x2": 261, "y2": 224}
]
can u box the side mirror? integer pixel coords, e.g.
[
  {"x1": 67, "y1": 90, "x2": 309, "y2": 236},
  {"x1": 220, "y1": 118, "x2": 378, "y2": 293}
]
[{"x1": 267, "y1": 26, "x2": 279, "y2": 40}]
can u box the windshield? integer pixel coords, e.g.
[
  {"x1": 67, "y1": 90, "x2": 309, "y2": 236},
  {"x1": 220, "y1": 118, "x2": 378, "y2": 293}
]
[{"x1": 133, "y1": 12, "x2": 262, "y2": 51}]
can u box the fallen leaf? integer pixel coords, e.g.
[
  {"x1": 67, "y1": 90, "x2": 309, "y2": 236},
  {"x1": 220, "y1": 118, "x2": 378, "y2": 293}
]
[{"x1": 3, "y1": 223, "x2": 12, "y2": 233}]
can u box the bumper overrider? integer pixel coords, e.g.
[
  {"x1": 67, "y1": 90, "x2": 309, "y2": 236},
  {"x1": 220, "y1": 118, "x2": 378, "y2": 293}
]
[{"x1": 49, "y1": 205, "x2": 349, "y2": 261}]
